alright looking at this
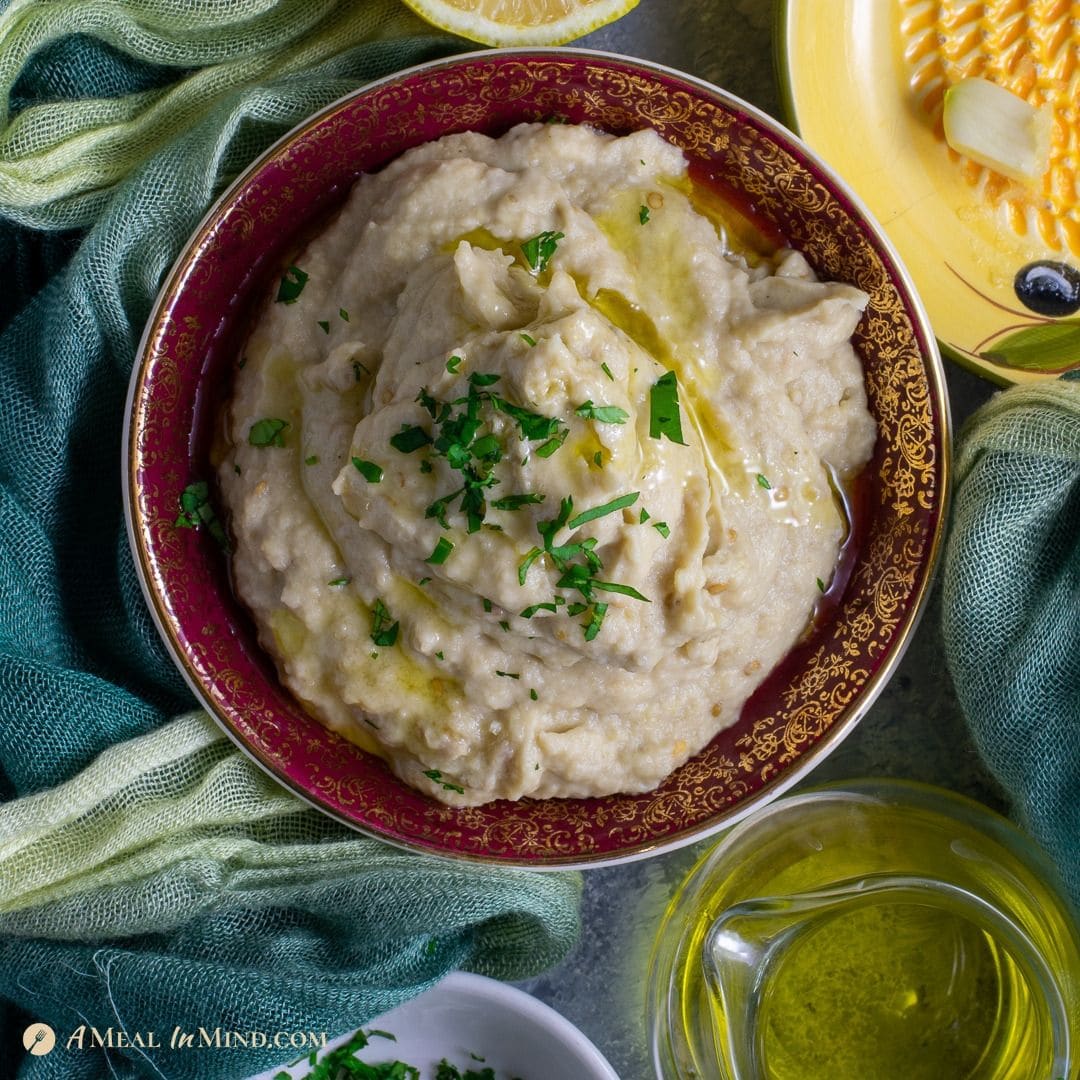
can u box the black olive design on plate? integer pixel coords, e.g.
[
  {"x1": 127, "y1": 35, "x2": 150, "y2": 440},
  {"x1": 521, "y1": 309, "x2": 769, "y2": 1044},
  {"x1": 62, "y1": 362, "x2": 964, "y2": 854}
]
[{"x1": 1013, "y1": 260, "x2": 1080, "y2": 317}]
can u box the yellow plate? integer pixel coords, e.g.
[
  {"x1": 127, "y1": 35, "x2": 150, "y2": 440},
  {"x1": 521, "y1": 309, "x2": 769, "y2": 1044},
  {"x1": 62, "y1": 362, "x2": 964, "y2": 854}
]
[{"x1": 778, "y1": 0, "x2": 1080, "y2": 386}]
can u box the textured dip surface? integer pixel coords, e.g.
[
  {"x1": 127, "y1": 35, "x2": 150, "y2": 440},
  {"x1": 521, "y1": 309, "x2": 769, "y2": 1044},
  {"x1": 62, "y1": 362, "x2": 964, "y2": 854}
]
[{"x1": 218, "y1": 122, "x2": 877, "y2": 805}]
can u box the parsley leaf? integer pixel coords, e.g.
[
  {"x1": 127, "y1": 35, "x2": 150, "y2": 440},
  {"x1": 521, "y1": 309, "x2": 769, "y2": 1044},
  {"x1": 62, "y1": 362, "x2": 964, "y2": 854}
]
[
  {"x1": 567, "y1": 491, "x2": 639, "y2": 530},
  {"x1": 492, "y1": 492, "x2": 544, "y2": 511},
  {"x1": 424, "y1": 769, "x2": 465, "y2": 795},
  {"x1": 639, "y1": 204, "x2": 651, "y2": 225},
  {"x1": 175, "y1": 480, "x2": 229, "y2": 550},
  {"x1": 370, "y1": 599, "x2": 399, "y2": 648},
  {"x1": 649, "y1": 370, "x2": 687, "y2": 445},
  {"x1": 425, "y1": 537, "x2": 454, "y2": 564},
  {"x1": 352, "y1": 458, "x2": 383, "y2": 483},
  {"x1": 446, "y1": 355, "x2": 462, "y2": 373},
  {"x1": 248, "y1": 418, "x2": 289, "y2": 447},
  {"x1": 519, "y1": 230, "x2": 564, "y2": 273},
  {"x1": 534, "y1": 429, "x2": 569, "y2": 458},
  {"x1": 584, "y1": 602, "x2": 608, "y2": 641},
  {"x1": 757, "y1": 473, "x2": 772, "y2": 490},
  {"x1": 390, "y1": 425, "x2": 433, "y2": 453},
  {"x1": 275, "y1": 265, "x2": 308, "y2": 304},
  {"x1": 592, "y1": 579, "x2": 650, "y2": 601},
  {"x1": 520, "y1": 601, "x2": 560, "y2": 618},
  {"x1": 575, "y1": 400, "x2": 629, "y2": 424}
]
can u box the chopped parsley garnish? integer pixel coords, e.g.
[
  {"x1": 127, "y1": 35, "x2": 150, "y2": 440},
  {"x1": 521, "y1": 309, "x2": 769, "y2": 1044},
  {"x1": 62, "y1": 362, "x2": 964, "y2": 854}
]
[
  {"x1": 529, "y1": 688, "x2": 539, "y2": 701},
  {"x1": 519, "y1": 229, "x2": 564, "y2": 274},
  {"x1": 370, "y1": 599, "x2": 399, "y2": 648},
  {"x1": 418, "y1": 577, "x2": 431, "y2": 586},
  {"x1": 248, "y1": 417, "x2": 289, "y2": 447},
  {"x1": 583, "y1": 602, "x2": 609, "y2": 641},
  {"x1": 436, "y1": 1060, "x2": 495, "y2": 1080},
  {"x1": 283, "y1": 1027, "x2": 398, "y2": 1080},
  {"x1": 339, "y1": 307, "x2": 350, "y2": 321},
  {"x1": 304, "y1": 454, "x2": 319, "y2": 466},
  {"x1": 491, "y1": 397, "x2": 562, "y2": 441},
  {"x1": 520, "y1": 332, "x2": 537, "y2": 347},
  {"x1": 317, "y1": 319, "x2": 330, "y2": 334},
  {"x1": 496, "y1": 670, "x2": 520, "y2": 679},
  {"x1": 275, "y1": 265, "x2": 308, "y2": 304},
  {"x1": 175, "y1": 480, "x2": 229, "y2": 550},
  {"x1": 600, "y1": 361, "x2": 614, "y2": 381},
  {"x1": 352, "y1": 457, "x2": 383, "y2": 483},
  {"x1": 491, "y1": 492, "x2": 544, "y2": 511},
  {"x1": 817, "y1": 577, "x2": 827, "y2": 593},
  {"x1": 519, "y1": 494, "x2": 649, "y2": 639},
  {"x1": 649, "y1": 370, "x2": 687, "y2": 445},
  {"x1": 401, "y1": 380, "x2": 566, "y2": 535},
  {"x1": 757, "y1": 473, "x2": 772, "y2": 490},
  {"x1": 575, "y1": 400, "x2": 628, "y2": 424},
  {"x1": 328, "y1": 577, "x2": 351, "y2": 587},
  {"x1": 639, "y1": 507, "x2": 651, "y2": 523},
  {"x1": 390, "y1": 425, "x2": 433, "y2": 454},
  {"x1": 423, "y1": 769, "x2": 465, "y2": 795},
  {"x1": 592, "y1": 451, "x2": 603, "y2": 468},
  {"x1": 520, "y1": 600, "x2": 562, "y2": 618},
  {"x1": 353, "y1": 360, "x2": 369, "y2": 381},
  {"x1": 653, "y1": 521, "x2": 671, "y2": 539},
  {"x1": 639, "y1": 204, "x2": 651, "y2": 225},
  {"x1": 567, "y1": 491, "x2": 639, "y2": 530},
  {"x1": 534, "y1": 429, "x2": 569, "y2": 458},
  {"x1": 446, "y1": 355, "x2": 462, "y2": 373},
  {"x1": 425, "y1": 537, "x2": 454, "y2": 564},
  {"x1": 482, "y1": 598, "x2": 492, "y2": 613}
]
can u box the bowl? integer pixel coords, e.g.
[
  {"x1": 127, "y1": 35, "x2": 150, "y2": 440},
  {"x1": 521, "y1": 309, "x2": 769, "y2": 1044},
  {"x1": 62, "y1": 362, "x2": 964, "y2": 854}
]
[
  {"x1": 124, "y1": 48, "x2": 949, "y2": 867},
  {"x1": 250, "y1": 971, "x2": 620, "y2": 1080}
]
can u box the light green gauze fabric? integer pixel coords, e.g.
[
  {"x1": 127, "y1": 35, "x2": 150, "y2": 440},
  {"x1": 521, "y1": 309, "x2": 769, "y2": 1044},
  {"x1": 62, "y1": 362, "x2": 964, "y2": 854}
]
[
  {"x1": 0, "y1": 714, "x2": 581, "y2": 1078},
  {"x1": 0, "y1": 0, "x2": 455, "y2": 228},
  {"x1": 942, "y1": 372, "x2": 1080, "y2": 905},
  {"x1": 0, "y1": 4, "x2": 583, "y2": 1079}
]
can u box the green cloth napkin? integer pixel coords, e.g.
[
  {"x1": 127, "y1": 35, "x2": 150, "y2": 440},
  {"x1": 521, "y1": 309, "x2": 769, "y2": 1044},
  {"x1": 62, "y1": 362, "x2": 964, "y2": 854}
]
[
  {"x1": 0, "y1": 4, "x2": 582, "y2": 1078},
  {"x1": 942, "y1": 372, "x2": 1080, "y2": 905}
]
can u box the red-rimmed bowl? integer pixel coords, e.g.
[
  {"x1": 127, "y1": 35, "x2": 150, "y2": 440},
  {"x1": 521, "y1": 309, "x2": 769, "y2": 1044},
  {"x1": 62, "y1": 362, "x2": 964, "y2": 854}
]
[{"x1": 124, "y1": 49, "x2": 949, "y2": 868}]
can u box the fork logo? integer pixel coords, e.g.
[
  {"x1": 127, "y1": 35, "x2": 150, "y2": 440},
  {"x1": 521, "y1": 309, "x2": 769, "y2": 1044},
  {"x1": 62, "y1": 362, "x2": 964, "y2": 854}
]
[{"x1": 22, "y1": 1023, "x2": 56, "y2": 1055}]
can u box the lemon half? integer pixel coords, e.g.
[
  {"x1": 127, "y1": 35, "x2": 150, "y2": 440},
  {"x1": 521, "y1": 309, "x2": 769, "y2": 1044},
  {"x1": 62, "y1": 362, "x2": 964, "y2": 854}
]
[{"x1": 402, "y1": 0, "x2": 640, "y2": 47}]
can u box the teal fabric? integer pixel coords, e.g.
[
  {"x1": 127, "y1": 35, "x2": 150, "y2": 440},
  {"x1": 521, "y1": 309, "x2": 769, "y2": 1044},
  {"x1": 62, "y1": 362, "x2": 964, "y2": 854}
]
[
  {"x1": 942, "y1": 371, "x2": 1080, "y2": 906},
  {"x1": 0, "y1": 9, "x2": 584, "y2": 1079}
]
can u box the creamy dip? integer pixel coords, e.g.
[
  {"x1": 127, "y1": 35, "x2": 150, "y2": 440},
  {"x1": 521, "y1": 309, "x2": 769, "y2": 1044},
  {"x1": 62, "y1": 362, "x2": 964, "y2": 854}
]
[{"x1": 218, "y1": 122, "x2": 877, "y2": 805}]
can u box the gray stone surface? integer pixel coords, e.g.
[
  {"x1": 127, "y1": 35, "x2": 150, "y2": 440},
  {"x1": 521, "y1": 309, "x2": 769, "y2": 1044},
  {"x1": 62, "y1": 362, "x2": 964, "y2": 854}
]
[{"x1": 514, "y1": 5, "x2": 1003, "y2": 1078}]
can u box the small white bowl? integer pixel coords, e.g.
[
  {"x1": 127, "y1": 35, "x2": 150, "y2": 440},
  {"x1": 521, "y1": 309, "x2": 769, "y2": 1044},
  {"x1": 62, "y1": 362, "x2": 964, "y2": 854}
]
[{"x1": 251, "y1": 971, "x2": 620, "y2": 1079}]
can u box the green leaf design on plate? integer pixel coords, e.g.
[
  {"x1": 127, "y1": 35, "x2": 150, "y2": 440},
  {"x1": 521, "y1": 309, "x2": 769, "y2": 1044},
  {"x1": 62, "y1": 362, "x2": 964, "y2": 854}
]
[{"x1": 980, "y1": 320, "x2": 1080, "y2": 372}]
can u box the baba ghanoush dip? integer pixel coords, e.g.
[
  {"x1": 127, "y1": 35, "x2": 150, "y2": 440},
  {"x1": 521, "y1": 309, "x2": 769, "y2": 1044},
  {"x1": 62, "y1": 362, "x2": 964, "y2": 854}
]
[{"x1": 218, "y1": 122, "x2": 877, "y2": 806}]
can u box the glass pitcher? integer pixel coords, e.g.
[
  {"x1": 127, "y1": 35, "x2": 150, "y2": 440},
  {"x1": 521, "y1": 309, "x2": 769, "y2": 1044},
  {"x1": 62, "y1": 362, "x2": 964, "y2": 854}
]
[{"x1": 648, "y1": 779, "x2": 1080, "y2": 1080}]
